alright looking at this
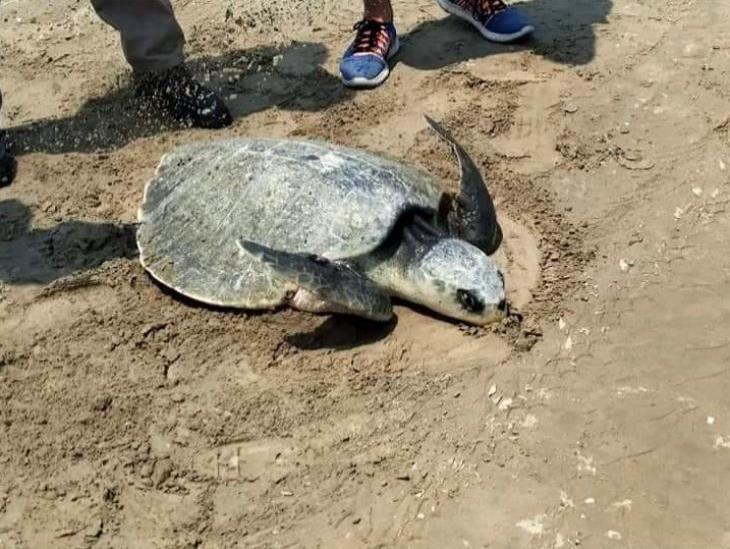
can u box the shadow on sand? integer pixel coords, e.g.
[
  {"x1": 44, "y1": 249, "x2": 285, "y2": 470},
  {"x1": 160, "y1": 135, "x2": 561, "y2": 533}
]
[
  {"x1": 5, "y1": 41, "x2": 351, "y2": 157},
  {"x1": 0, "y1": 199, "x2": 136, "y2": 285},
  {"x1": 4, "y1": 0, "x2": 612, "y2": 157},
  {"x1": 397, "y1": 0, "x2": 612, "y2": 70}
]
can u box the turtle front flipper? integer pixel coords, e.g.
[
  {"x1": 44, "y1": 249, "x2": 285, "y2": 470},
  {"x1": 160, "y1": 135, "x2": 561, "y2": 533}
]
[
  {"x1": 237, "y1": 240, "x2": 393, "y2": 322},
  {"x1": 423, "y1": 114, "x2": 503, "y2": 255}
]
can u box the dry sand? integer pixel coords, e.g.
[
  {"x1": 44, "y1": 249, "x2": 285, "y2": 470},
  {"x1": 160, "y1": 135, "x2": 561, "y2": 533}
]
[{"x1": 1, "y1": 0, "x2": 730, "y2": 547}]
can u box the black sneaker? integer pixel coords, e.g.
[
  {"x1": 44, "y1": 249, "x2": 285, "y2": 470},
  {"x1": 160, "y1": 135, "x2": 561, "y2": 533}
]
[
  {"x1": 0, "y1": 133, "x2": 16, "y2": 187},
  {"x1": 136, "y1": 64, "x2": 233, "y2": 129}
]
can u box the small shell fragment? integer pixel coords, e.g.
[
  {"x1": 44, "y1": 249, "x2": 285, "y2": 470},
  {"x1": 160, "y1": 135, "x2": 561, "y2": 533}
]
[{"x1": 564, "y1": 336, "x2": 573, "y2": 351}]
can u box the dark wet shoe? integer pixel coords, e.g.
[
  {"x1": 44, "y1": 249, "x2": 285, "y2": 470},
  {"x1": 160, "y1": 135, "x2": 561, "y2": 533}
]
[
  {"x1": 0, "y1": 133, "x2": 16, "y2": 187},
  {"x1": 136, "y1": 64, "x2": 233, "y2": 129}
]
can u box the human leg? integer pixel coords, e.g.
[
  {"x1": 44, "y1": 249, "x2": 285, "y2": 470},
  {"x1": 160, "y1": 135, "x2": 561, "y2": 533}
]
[{"x1": 90, "y1": 0, "x2": 232, "y2": 128}]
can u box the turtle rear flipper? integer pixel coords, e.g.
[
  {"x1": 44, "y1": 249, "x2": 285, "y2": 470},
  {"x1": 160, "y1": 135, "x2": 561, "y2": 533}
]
[{"x1": 237, "y1": 240, "x2": 393, "y2": 322}]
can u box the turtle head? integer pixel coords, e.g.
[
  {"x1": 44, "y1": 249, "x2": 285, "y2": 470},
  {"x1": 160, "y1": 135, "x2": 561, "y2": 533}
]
[{"x1": 405, "y1": 238, "x2": 507, "y2": 325}]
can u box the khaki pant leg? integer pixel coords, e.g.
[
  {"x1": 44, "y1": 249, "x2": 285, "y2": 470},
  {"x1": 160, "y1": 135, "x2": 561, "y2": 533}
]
[{"x1": 90, "y1": 0, "x2": 185, "y2": 74}]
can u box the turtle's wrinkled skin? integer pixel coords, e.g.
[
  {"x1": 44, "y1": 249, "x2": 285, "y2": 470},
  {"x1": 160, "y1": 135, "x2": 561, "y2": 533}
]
[{"x1": 137, "y1": 116, "x2": 508, "y2": 325}]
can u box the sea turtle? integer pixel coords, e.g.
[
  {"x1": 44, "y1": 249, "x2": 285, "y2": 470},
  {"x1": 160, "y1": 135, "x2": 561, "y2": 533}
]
[{"x1": 136, "y1": 115, "x2": 508, "y2": 325}]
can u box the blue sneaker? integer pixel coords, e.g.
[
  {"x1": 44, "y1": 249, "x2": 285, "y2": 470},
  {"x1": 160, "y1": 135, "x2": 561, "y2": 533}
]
[
  {"x1": 436, "y1": 0, "x2": 534, "y2": 43},
  {"x1": 340, "y1": 19, "x2": 400, "y2": 89}
]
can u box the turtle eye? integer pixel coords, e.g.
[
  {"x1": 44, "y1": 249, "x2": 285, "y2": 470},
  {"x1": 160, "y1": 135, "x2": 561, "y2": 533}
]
[
  {"x1": 307, "y1": 254, "x2": 330, "y2": 266},
  {"x1": 456, "y1": 289, "x2": 485, "y2": 313}
]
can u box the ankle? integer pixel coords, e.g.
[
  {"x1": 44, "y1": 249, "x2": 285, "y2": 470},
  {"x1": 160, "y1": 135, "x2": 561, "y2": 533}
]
[
  {"x1": 365, "y1": 15, "x2": 393, "y2": 23},
  {"x1": 363, "y1": 8, "x2": 393, "y2": 23}
]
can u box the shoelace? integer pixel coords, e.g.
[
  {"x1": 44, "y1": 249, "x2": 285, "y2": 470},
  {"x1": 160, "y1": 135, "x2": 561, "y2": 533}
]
[
  {"x1": 351, "y1": 19, "x2": 392, "y2": 57},
  {"x1": 458, "y1": 0, "x2": 507, "y2": 24}
]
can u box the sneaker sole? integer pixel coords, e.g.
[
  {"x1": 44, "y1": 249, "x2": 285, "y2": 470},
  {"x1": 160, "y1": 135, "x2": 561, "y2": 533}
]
[
  {"x1": 436, "y1": 0, "x2": 534, "y2": 43},
  {"x1": 340, "y1": 37, "x2": 401, "y2": 89}
]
